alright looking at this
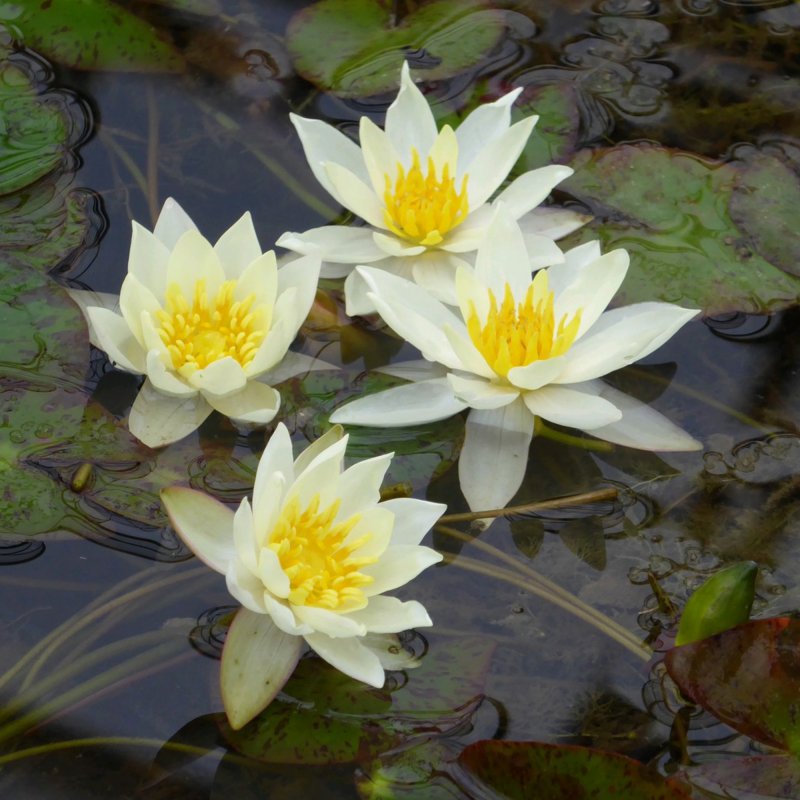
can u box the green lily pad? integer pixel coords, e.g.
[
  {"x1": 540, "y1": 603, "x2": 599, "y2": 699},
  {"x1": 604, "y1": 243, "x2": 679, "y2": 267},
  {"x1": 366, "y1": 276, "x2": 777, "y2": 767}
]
[
  {"x1": 0, "y1": 0, "x2": 184, "y2": 72},
  {"x1": 457, "y1": 740, "x2": 692, "y2": 800},
  {"x1": 562, "y1": 144, "x2": 800, "y2": 315},
  {"x1": 286, "y1": 0, "x2": 504, "y2": 98},
  {"x1": 221, "y1": 637, "x2": 494, "y2": 765},
  {"x1": 665, "y1": 618, "x2": 800, "y2": 753},
  {"x1": 514, "y1": 83, "x2": 581, "y2": 171}
]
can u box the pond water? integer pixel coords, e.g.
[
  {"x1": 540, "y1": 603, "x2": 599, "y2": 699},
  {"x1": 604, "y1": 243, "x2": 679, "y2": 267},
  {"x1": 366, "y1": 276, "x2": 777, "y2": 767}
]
[{"x1": 1, "y1": 0, "x2": 800, "y2": 797}]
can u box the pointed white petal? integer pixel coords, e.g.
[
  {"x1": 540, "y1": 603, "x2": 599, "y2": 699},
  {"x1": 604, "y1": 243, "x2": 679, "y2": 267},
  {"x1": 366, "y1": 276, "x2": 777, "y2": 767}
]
[
  {"x1": 276, "y1": 252, "x2": 322, "y2": 324},
  {"x1": 507, "y1": 354, "x2": 568, "y2": 390},
  {"x1": 458, "y1": 400, "x2": 533, "y2": 512},
  {"x1": 372, "y1": 231, "x2": 426, "y2": 258},
  {"x1": 206, "y1": 382, "x2": 280, "y2": 424},
  {"x1": 348, "y1": 596, "x2": 432, "y2": 634},
  {"x1": 128, "y1": 380, "x2": 212, "y2": 448},
  {"x1": 555, "y1": 303, "x2": 699, "y2": 384},
  {"x1": 68, "y1": 288, "x2": 120, "y2": 320},
  {"x1": 586, "y1": 382, "x2": 702, "y2": 452},
  {"x1": 377, "y1": 359, "x2": 447, "y2": 381},
  {"x1": 303, "y1": 632, "x2": 385, "y2": 688},
  {"x1": 128, "y1": 222, "x2": 170, "y2": 299},
  {"x1": 293, "y1": 605, "x2": 365, "y2": 638},
  {"x1": 362, "y1": 545, "x2": 443, "y2": 595},
  {"x1": 378, "y1": 497, "x2": 446, "y2": 546},
  {"x1": 455, "y1": 88, "x2": 522, "y2": 170},
  {"x1": 166, "y1": 230, "x2": 226, "y2": 300},
  {"x1": 493, "y1": 165, "x2": 574, "y2": 220},
  {"x1": 258, "y1": 543, "x2": 290, "y2": 599},
  {"x1": 161, "y1": 486, "x2": 235, "y2": 573},
  {"x1": 85, "y1": 307, "x2": 145, "y2": 373},
  {"x1": 324, "y1": 163, "x2": 386, "y2": 228},
  {"x1": 410, "y1": 250, "x2": 466, "y2": 306},
  {"x1": 344, "y1": 507, "x2": 394, "y2": 560},
  {"x1": 277, "y1": 225, "x2": 386, "y2": 263},
  {"x1": 293, "y1": 424, "x2": 345, "y2": 477},
  {"x1": 226, "y1": 557, "x2": 268, "y2": 613},
  {"x1": 146, "y1": 350, "x2": 196, "y2": 397},
  {"x1": 153, "y1": 197, "x2": 198, "y2": 249},
  {"x1": 252, "y1": 472, "x2": 286, "y2": 553},
  {"x1": 522, "y1": 383, "x2": 622, "y2": 430},
  {"x1": 289, "y1": 113, "x2": 370, "y2": 198},
  {"x1": 119, "y1": 273, "x2": 162, "y2": 347},
  {"x1": 518, "y1": 206, "x2": 592, "y2": 241},
  {"x1": 447, "y1": 373, "x2": 520, "y2": 409},
  {"x1": 234, "y1": 250, "x2": 277, "y2": 313},
  {"x1": 359, "y1": 116, "x2": 401, "y2": 196},
  {"x1": 232, "y1": 496, "x2": 259, "y2": 572},
  {"x1": 214, "y1": 211, "x2": 262, "y2": 279},
  {"x1": 263, "y1": 593, "x2": 313, "y2": 636},
  {"x1": 385, "y1": 62, "x2": 438, "y2": 164},
  {"x1": 517, "y1": 233, "x2": 564, "y2": 271},
  {"x1": 220, "y1": 609, "x2": 303, "y2": 730},
  {"x1": 330, "y1": 379, "x2": 468, "y2": 427},
  {"x1": 343, "y1": 259, "x2": 413, "y2": 316},
  {"x1": 465, "y1": 117, "x2": 537, "y2": 209},
  {"x1": 190, "y1": 357, "x2": 247, "y2": 397},
  {"x1": 335, "y1": 453, "x2": 393, "y2": 520},
  {"x1": 288, "y1": 434, "x2": 349, "y2": 510},
  {"x1": 474, "y1": 209, "x2": 531, "y2": 299}
]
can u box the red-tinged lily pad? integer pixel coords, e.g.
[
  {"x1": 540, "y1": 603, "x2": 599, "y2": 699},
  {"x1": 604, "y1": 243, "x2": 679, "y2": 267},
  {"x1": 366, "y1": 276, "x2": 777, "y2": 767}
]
[
  {"x1": 221, "y1": 637, "x2": 494, "y2": 765},
  {"x1": 562, "y1": 144, "x2": 800, "y2": 315},
  {"x1": 665, "y1": 618, "x2": 800, "y2": 753},
  {"x1": 286, "y1": 0, "x2": 504, "y2": 98},
  {"x1": 457, "y1": 740, "x2": 692, "y2": 800},
  {"x1": 1, "y1": 0, "x2": 184, "y2": 72},
  {"x1": 681, "y1": 754, "x2": 800, "y2": 799}
]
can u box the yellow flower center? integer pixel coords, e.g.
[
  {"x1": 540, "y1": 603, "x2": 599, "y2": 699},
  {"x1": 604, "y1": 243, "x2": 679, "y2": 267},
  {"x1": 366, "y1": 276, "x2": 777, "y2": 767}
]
[
  {"x1": 269, "y1": 494, "x2": 376, "y2": 611},
  {"x1": 467, "y1": 273, "x2": 583, "y2": 378},
  {"x1": 155, "y1": 279, "x2": 266, "y2": 374},
  {"x1": 383, "y1": 148, "x2": 469, "y2": 246}
]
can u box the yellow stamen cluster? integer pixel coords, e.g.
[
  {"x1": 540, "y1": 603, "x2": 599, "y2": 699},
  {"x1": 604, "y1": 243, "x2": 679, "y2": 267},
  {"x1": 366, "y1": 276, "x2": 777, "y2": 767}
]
[
  {"x1": 383, "y1": 148, "x2": 469, "y2": 246},
  {"x1": 156, "y1": 279, "x2": 266, "y2": 373},
  {"x1": 269, "y1": 494, "x2": 376, "y2": 611},
  {"x1": 467, "y1": 273, "x2": 582, "y2": 378}
]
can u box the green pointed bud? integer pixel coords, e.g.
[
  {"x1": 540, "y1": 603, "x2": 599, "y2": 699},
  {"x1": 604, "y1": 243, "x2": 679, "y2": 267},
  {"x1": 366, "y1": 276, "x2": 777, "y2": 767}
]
[{"x1": 675, "y1": 561, "x2": 758, "y2": 646}]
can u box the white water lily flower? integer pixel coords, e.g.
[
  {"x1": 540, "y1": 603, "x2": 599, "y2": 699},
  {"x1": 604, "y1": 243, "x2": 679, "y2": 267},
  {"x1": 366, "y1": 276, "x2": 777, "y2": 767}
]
[
  {"x1": 69, "y1": 198, "x2": 324, "y2": 448},
  {"x1": 330, "y1": 211, "x2": 702, "y2": 514},
  {"x1": 278, "y1": 62, "x2": 587, "y2": 315},
  {"x1": 161, "y1": 422, "x2": 444, "y2": 729}
]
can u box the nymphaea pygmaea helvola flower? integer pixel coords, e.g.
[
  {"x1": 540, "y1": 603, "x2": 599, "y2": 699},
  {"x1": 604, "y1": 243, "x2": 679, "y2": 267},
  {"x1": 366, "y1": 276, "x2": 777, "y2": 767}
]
[
  {"x1": 330, "y1": 210, "x2": 702, "y2": 515},
  {"x1": 161, "y1": 422, "x2": 445, "y2": 729},
  {"x1": 70, "y1": 199, "x2": 324, "y2": 448},
  {"x1": 278, "y1": 62, "x2": 588, "y2": 315}
]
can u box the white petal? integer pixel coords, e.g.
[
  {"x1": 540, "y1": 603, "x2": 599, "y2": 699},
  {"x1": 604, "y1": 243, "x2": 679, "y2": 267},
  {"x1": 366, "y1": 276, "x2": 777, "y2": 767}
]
[
  {"x1": 252, "y1": 472, "x2": 286, "y2": 553},
  {"x1": 448, "y1": 373, "x2": 520, "y2": 409},
  {"x1": 67, "y1": 288, "x2": 119, "y2": 319},
  {"x1": 166, "y1": 230, "x2": 226, "y2": 300},
  {"x1": 518, "y1": 206, "x2": 592, "y2": 241},
  {"x1": 335, "y1": 453, "x2": 393, "y2": 520},
  {"x1": 152, "y1": 197, "x2": 198, "y2": 250},
  {"x1": 378, "y1": 497, "x2": 446, "y2": 546},
  {"x1": 257, "y1": 351, "x2": 336, "y2": 386},
  {"x1": 293, "y1": 605, "x2": 365, "y2": 638},
  {"x1": 362, "y1": 545, "x2": 443, "y2": 595},
  {"x1": 234, "y1": 250, "x2": 277, "y2": 314},
  {"x1": 586, "y1": 382, "x2": 702, "y2": 451},
  {"x1": 458, "y1": 400, "x2": 533, "y2": 512},
  {"x1": 246, "y1": 315, "x2": 293, "y2": 377},
  {"x1": 377, "y1": 359, "x2": 447, "y2": 382},
  {"x1": 517, "y1": 233, "x2": 565, "y2": 271},
  {"x1": 552, "y1": 248, "x2": 629, "y2": 340},
  {"x1": 119, "y1": 273, "x2": 162, "y2": 347},
  {"x1": 214, "y1": 211, "x2": 262, "y2": 279},
  {"x1": 330, "y1": 379, "x2": 468, "y2": 427},
  {"x1": 206, "y1": 382, "x2": 280, "y2": 424},
  {"x1": 145, "y1": 350, "x2": 196, "y2": 397},
  {"x1": 455, "y1": 87, "x2": 521, "y2": 171},
  {"x1": 465, "y1": 117, "x2": 537, "y2": 209},
  {"x1": 128, "y1": 222, "x2": 170, "y2": 299},
  {"x1": 220, "y1": 609, "x2": 302, "y2": 730},
  {"x1": 474, "y1": 209, "x2": 531, "y2": 299},
  {"x1": 263, "y1": 593, "x2": 313, "y2": 636},
  {"x1": 258, "y1": 544, "x2": 290, "y2": 599},
  {"x1": 428, "y1": 123, "x2": 459, "y2": 179},
  {"x1": 289, "y1": 113, "x2": 370, "y2": 198},
  {"x1": 344, "y1": 507, "x2": 394, "y2": 561},
  {"x1": 342, "y1": 259, "x2": 414, "y2": 316},
  {"x1": 523, "y1": 384, "x2": 622, "y2": 430},
  {"x1": 493, "y1": 165, "x2": 574, "y2": 220},
  {"x1": 191, "y1": 357, "x2": 247, "y2": 397},
  {"x1": 385, "y1": 62, "x2": 438, "y2": 164},
  {"x1": 128, "y1": 380, "x2": 212, "y2": 448},
  {"x1": 555, "y1": 303, "x2": 699, "y2": 384},
  {"x1": 293, "y1": 424, "x2": 345, "y2": 477},
  {"x1": 359, "y1": 116, "x2": 402, "y2": 197},
  {"x1": 324, "y1": 163, "x2": 386, "y2": 229},
  {"x1": 410, "y1": 250, "x2": 467, "y2": 306},
  {"x1": 85, "y1": 307, "x2": 145, "y2": 373},
  {"x1": 303, "y1": 632, "x2": 385, "y2": 688},
  {"x1": 348, "y1": 596, "x2": 432, "y2": 633},
  {"x1": 277, "y1": 225, "x2": 386, "y2": 264},
  {"x1": 161, "y1": 487, "x2": 235, "y2": 573},
  {"x1": 276, "y1": 252, "x2": 322, "y2": 327},
  {"x1": 288, "y1": 434, "x2": 349, "y2": 510},
  {"x1": 507, "y1": 354, "x2": 568, "y2": 391},
  {"x1": 226, "y1": 557, "x2": 268, "y2": 613},
  {"x1": 372, "y1": 231, "x2": 426, "y2": 258},
  {"x1": 546, "y1": 240, "x2": 603, "y2": 296},
  {"x1": 233, "y1": 496, "x2": 259, "y2": 573}
]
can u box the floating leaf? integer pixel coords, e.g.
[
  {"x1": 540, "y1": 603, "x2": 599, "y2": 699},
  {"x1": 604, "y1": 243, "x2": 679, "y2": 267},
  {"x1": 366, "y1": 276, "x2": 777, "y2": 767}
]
[
  {"x1": 286, "y1": 0, "x2": 504, "y2": 97},
  {"x1": 666, "y1": 618, "x2": 800, "y2": 753},
  {"x1": 514, "y1": 83, "x2": 581, "y2": 171},
  {"x1": 675, "y1": 561, "x2": 757, "y2": 646},
  {"x1": 457, "y1": 740, "x2": 692, "y2": 800},
  {"x1": 681, "y1": 754, "x2": 800, "y2": 799},
  {"x1": 221, "y1": 637, "x2": 494, "y2": 765},
  {"x1": 1, "y1": 0, "x2": 184, "y2": 72},
  {"x1": 562, "y1": 144, "x2": 800, "y2": 315}
]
